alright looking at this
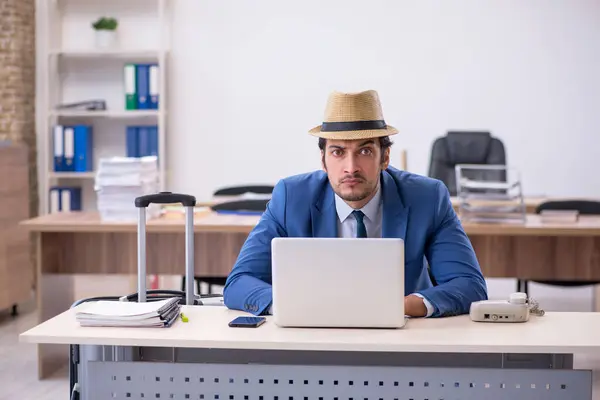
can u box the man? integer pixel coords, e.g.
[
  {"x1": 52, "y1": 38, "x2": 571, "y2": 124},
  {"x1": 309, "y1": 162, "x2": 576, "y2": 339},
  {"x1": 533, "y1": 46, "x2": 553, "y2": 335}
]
[{"x1": 223, "y1": 90, "x2": 488, "y2": 317}]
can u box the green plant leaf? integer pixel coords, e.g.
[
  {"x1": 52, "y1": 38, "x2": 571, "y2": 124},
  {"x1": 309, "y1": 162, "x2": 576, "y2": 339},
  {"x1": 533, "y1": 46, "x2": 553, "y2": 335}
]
[{"x1": 92, "y1": 16, "x2": 118, "y2": 30}]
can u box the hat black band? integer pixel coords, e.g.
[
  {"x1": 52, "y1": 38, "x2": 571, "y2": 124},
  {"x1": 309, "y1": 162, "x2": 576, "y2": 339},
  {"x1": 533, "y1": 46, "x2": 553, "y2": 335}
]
[{"x1": 321, "y1": 120, "x2": 387, "y2": 132}]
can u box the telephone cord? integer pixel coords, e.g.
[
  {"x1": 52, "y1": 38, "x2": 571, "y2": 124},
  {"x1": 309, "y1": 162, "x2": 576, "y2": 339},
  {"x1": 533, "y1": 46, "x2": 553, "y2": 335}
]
[{"x1": 528, "y1": 297, "x2": 545, "y2": 316}]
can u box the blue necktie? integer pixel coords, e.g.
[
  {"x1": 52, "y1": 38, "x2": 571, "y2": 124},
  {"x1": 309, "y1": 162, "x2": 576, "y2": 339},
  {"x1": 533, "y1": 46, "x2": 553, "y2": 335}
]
[{"x1": 352, "y1": 210, "x2": 367, "y2": 238}]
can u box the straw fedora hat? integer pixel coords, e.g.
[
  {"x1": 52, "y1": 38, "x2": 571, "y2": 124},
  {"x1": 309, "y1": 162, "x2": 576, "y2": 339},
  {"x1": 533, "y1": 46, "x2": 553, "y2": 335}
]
[{"x1": 308, "y1": 90, "x2": 398, "y2": 140}]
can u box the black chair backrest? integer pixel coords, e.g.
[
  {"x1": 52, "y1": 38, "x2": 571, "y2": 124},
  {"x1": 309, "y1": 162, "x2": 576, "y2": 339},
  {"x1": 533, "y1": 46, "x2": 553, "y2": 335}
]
[
  {"x1": 536, "y1": 200, "x2": 600, "y2": 215},
  {"x1": 211, "y1": 199, "x2": 269, "y2": 213},
  {"x1": 428, "y1": 131, "x2": 506, "y2": 196},
  {"x1": 213, "y1": 185, "x2": 274, "y2": 196}
]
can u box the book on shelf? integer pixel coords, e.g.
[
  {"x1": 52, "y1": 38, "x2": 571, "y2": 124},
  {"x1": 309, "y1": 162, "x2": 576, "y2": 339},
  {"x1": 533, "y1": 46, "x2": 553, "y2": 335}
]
[
  {"x1": 53, "y1": 124, "x2": 93, "y2": 172},
  {"x1": 124, "y1": 63, "x2": 159, "y2": 111},
  {"x1": 75, "y1": 297, "x2": 181, "y2": 328}
]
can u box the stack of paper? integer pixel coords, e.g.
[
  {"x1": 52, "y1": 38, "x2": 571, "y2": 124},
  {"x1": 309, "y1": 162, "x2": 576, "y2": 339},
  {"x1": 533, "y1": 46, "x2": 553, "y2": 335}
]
[
  {"x1": 454, "y1": 164, "x2": 527, "y2": 224},
  {"x1": 94, "y1": 156, "x2": 160, "y2": 222},
  {"x1": 458, "y1": 184, "x2": 526, "y2": 224},
  {"x1": 75, "y1": 297, "x2": 181, "y2": 328}
]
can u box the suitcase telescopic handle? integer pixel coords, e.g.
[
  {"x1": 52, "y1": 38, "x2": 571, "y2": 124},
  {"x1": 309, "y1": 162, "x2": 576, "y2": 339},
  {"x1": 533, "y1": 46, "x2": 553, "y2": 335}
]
[
  {"x1": 135, "y1": 191, "x2": 196, "y2": 305},
  {"x1": 135, "y1": 191, "x2": 196, "y2": 208}
]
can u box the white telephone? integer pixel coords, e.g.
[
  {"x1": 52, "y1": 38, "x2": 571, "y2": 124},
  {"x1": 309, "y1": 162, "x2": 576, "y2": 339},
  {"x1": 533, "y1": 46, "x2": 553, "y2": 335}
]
[{"x1": 469, "y1": 292, "x2": 545, "y2": 323}]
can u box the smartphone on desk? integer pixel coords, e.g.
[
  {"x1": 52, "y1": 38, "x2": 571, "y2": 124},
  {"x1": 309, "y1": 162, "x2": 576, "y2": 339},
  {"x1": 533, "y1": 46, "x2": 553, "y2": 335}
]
[{"x1": 229, "y1": 316, "x2": 266, "y2": 328}]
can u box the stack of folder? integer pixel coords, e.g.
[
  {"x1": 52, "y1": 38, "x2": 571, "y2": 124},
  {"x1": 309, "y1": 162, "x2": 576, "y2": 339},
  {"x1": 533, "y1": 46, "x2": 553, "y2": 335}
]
[
  {"x1": 124, "y1": 63, "x2": 159, "y2": 110},
  {"x1": 52, "y1": 124, "x2": 93, "y2": 172},
  {"x1": 75, "y1": 298, "x2": 181, "y2": 328},
  {"x1": 48, "y1": 186, "x2": 82, "y2": 213},
  {"x1": 126, "y1": 125, "x2": 158, "y2": 159}
]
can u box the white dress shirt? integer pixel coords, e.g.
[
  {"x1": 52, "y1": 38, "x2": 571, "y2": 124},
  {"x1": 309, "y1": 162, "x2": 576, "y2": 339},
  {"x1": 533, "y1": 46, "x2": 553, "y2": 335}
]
[
  {"x1": 334, "y1": 181, "x2": 383, "y2": 239},
  {"x1": 333, "y1": 181, "x2": 434, "y2": 317}
]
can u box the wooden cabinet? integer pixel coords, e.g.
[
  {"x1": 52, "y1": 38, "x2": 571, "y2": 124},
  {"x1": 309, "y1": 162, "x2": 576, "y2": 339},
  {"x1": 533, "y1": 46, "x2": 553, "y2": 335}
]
[{"x1": 0, "y1": 144, "x2": 32, "y2": 313}]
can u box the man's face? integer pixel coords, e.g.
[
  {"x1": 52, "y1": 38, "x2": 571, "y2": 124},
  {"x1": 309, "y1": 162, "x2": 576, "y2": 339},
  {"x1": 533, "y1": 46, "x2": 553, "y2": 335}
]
[{"x1": 322, "y1": 138, "x2": 390, "y2": 206}]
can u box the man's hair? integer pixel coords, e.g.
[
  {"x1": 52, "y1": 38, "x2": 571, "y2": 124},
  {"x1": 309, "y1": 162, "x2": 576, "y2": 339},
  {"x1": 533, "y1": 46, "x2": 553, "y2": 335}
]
[{"x1": 318, "y1": 136, "x2": 393, "y2": 164}]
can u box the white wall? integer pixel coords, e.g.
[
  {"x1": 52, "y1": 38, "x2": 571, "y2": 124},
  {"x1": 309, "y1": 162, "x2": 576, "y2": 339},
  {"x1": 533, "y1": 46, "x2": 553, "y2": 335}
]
[{"x1": 167, "y1": 0, "x2": 600, "y2": 201}]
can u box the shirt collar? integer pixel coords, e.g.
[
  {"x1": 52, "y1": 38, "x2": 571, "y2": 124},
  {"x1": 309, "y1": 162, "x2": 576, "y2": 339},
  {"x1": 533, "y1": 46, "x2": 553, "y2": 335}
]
[{"x1": 334, "y1": 179, "x2": 382, "y2": 223}]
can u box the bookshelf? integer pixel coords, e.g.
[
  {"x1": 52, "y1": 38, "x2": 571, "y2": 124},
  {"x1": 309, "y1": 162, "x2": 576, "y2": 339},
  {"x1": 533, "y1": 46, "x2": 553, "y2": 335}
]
[
  {"x1": 36, "y1": 0, "x2": 171, "y2": 215},
  {"x1": 50, "y1": 110, "x2": 162, "y2": 119},
  {"x1": 48, "y1": 49, "x2": 164, "y2": 59}
]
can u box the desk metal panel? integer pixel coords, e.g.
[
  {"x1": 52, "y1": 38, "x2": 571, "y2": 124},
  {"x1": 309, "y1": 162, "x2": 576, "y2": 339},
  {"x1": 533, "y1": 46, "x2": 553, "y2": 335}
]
[
  {"x1": 76, "y1": 346, "x2": 590, "y2": 400},
  {"x1": 85, "y1": 359, "x2": 591, "y2": 400}
]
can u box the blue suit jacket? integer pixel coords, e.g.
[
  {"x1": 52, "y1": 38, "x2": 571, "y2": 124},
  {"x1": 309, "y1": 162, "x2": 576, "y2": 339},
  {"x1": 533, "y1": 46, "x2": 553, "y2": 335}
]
[{"x1": 223, "y1": 166, "x2": 488, "y2": 317}]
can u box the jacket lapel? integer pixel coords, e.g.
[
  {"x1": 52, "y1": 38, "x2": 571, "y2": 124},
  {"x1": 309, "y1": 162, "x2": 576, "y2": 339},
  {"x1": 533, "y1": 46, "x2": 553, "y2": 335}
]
[
  {"x1": 311, "y1": 183, "x2": 338, "y2": 237},
  {"x1": 381, "y1": 170, "x2": 409, "y2": 240}
]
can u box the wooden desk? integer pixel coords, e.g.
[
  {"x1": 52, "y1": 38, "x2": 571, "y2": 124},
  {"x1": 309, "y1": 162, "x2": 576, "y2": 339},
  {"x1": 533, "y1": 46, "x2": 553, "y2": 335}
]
[
  {"x1": 20, "y1": 304, "x2": 600, "y2": 356},
  {"x1": 19, "y1": 211, "x2": 600, "y2": 379},
  {"x1": 20, "y1": 305, "x2": 600, "y2": 399},
  {"x1": 461, "y1": 216, "x2": 600, "y2": 281},
  {"x1": 21, "y1": 211, "x2": 600, "y2": 280}
]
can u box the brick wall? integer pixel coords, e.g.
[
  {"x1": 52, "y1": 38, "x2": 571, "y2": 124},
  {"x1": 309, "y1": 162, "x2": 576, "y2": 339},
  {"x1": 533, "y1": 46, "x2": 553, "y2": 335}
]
[{"x1": 0, "y1": 0, "x2": 37, "y2": 217}]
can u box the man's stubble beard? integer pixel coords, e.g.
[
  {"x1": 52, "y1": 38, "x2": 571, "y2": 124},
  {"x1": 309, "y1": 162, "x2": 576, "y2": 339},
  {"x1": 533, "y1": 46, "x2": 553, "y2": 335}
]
[
  {"x1": 336, "y1": 185, "x2": 373, "y2": 202},
  {"x1": 331, "y1": 171, "x2": 380, "y2": 203}
]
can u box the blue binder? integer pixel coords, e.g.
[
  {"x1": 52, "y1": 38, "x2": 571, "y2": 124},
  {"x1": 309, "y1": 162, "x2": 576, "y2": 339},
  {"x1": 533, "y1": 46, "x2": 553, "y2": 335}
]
[
  {"x1": 50, "y1": 186, "x2": 82, "y2": 212},
  {"x1": 63, "y1": 126, "x2": 75, "y2": 172},
  {"x1": 136, "y1": 64, "x2": 150, "y2": 110},
  {"x1": 148, "y1": 125, "x2": 158, "y2": 158},
  {"x1": 125, "y1": 125, "x2": 158, "y2": 158},
  {"x1": 74, "y1": 125, "x2": 93, "y2": 172},
  {"x1": 126, "y1": 126, "x2": 139, "y2": 157},
  {"x1": 48, "y1": 187, "x2": 61, "y2": 213},
  {"x1": 138, "y1": 126, "x2": 150, "y2": 157},
  {"x1": 135, "y1": 125, "x2": 159, "y2": 158},
  {"x1": 149, "y1": 63, "x2": 159, "y2": 110},
  {"x1": 53, "y1": 125, "x2": 64, "y2": 171}
]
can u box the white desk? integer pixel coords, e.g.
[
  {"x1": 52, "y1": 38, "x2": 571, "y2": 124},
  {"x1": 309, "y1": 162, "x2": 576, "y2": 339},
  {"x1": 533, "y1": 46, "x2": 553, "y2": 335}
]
[{"x1": 21, "y1": 305, "x2": 600, "y2": 400}]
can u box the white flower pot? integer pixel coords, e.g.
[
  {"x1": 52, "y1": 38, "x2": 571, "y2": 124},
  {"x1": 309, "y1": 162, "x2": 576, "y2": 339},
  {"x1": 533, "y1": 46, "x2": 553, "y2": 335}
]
[{"x1": 94, "y1": 30, "x2": 117, "y2": 49}]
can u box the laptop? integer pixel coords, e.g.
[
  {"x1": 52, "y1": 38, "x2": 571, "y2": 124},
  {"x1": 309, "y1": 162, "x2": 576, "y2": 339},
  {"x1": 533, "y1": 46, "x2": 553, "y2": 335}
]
[{"x1": 271, "y1": 237, "x2": 405, "y2": 329}]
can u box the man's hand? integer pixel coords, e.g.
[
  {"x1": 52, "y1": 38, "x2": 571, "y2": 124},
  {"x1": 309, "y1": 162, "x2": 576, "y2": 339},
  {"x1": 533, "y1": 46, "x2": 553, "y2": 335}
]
[{"x1": 404, "y1": 294, "x2": 427, "y2": 317}]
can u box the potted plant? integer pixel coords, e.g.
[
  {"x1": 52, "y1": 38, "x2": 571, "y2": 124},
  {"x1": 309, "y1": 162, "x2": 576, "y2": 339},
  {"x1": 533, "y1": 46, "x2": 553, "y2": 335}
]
[{"x1": 92, "y1": 17, "x2": 118, "y2": 48}]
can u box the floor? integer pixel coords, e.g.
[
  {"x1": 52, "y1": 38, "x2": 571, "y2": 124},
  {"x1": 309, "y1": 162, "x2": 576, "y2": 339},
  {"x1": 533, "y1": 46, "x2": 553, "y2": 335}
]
[{"x1": 1, "y1": 277, "x2": 599, "y2": 400}]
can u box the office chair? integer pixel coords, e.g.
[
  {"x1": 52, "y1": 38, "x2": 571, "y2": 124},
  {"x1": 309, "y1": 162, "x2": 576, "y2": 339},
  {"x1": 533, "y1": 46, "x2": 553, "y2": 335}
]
[
  {"x1": 427, "y1": 131, "x2": 507, "y2": 196},
  {"x1": 213, "y1": 185, "x2": 274, "y2": 196},
  {"x1": 211, "y1": 199, "x2": 270, "y2": 213},
  {"x1": 517, "y1": 200, "x2": 600, "y2": 295},
  {"x1": 181, "y1": 184, "x2": 274, "y2": 295}
]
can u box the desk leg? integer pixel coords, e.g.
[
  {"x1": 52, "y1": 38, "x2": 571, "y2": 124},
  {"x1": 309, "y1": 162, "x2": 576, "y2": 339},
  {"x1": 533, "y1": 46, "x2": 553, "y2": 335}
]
[{"x1": 35, "y1": 234, "x2": 75, "y2": 379}]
